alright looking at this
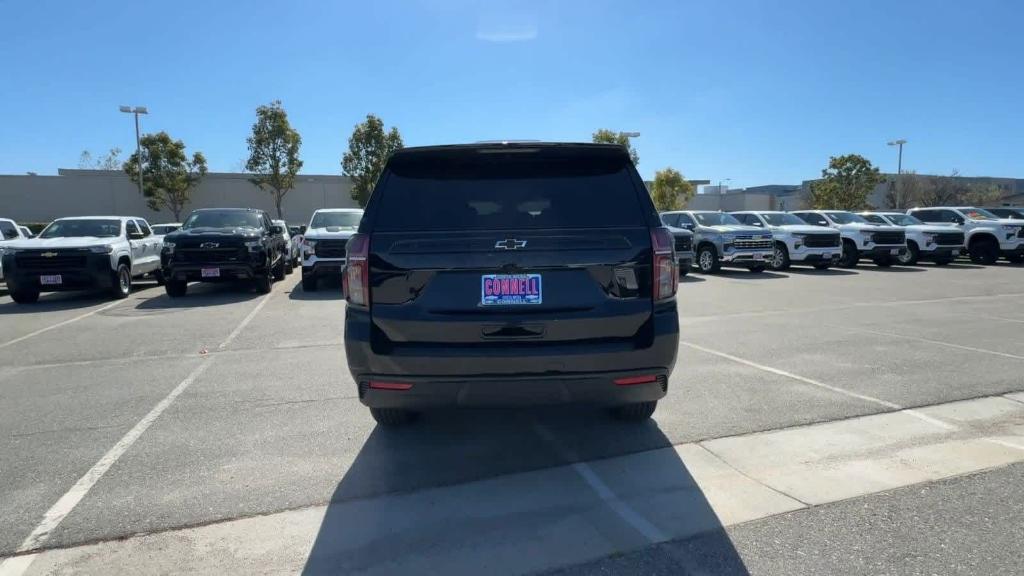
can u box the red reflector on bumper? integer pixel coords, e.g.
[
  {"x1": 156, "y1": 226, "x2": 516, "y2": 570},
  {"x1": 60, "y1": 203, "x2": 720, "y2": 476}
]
[
  {"x1": 368, "y1": 381, "x2": 414, "y2": 391},
  {"x1": 614, "y1": 375, "x2": 658, "y2": 386}
]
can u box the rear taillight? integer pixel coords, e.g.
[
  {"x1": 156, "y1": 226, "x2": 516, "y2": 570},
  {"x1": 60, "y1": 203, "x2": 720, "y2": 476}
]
[
  {"x1": 651, "y1": 227, "x2": 677, "y2": 301},
  {"x1": 345, "y1": 233, "x2": 370, "y2": 307}
]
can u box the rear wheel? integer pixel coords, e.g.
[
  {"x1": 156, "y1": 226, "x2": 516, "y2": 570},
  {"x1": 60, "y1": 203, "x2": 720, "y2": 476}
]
[
  {"x1": 110, "y1": 263, "x2": 131, "y2": 299},
  {"x1": 255, "y1": 272, "x2": 273, "y2": 294},
  {"x1": 370, "y1": 408, "x2": 416, "y2": 427},
  {"x1": 611, "y1": 401, "x2": 657, "y2": 421},
  {"x1": 969, "y1": 237, "x2": 999, "y2": 265},
  {"x1": 165, "y1": 279, "x2": 187, "y2": 297},
  {"x1": 696, "y1": 245, "x2": 720, "y2": 273},
  {"x1": 898, "y1": 242, "x2": 919, "y2": 265},
  {"x1": 302, "y1": 274, "x2": 318, "y2": 291},
  {"x1": 770, "y1": 242, "x2": 790, "y2": 271},
  {"x1": 10, "y1": 289, "x2": 40, "y2": 304},
  {"x1": 872, "y1": 256, "x2": 893, "y2": 267},
  {"x1": 838, "y1": 240, "x2": 859, "y2": 268},
  {"x1": 285, "y1": 259, "x2": 294, "y2": 275}
]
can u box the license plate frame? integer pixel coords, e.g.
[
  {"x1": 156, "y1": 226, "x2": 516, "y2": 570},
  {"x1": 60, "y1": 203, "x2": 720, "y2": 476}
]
[
  {"x1": 201, "y1": 267, "x2": 221, "y2": 278},
  {"x1": 481, "y1": 273, "x2": 542, "y2": 306},
  {"x1": 753, "y1": 253, "x2": 764, "y2": 261},
  {"x1": 890, "y1": 248, "x2": 900, "y2": 255},
  {"x1": 40, "y1": 274, "x2": 62, "y2": 285}
]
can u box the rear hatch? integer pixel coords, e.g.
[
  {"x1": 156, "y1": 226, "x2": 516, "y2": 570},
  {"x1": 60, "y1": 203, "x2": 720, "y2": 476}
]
[{"x1": 359, "y1": 144, "x2": 662, "y2": 350}]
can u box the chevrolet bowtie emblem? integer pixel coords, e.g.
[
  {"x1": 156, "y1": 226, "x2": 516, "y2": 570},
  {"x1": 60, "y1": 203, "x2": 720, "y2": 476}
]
[
  {"x1": 40, "y1": 251, "x2": 58, "y2": 258},
  {"x1": 494, "y1": 238, "x2": 527, "y2": 250},
  {"x1": 200, "y1": 242, "x2": 220, "y2": 249}
]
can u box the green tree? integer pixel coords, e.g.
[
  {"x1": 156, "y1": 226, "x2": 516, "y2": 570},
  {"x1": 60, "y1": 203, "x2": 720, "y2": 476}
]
[
  {"x1": 807, "y1": 154, "x2": 884, "y2": 210},
  {"x1": 591, "y1": 129, "x2": 639, "y2": 165},
  {"x1": 246, "y1": 100, "x2": 303, "y2": 219},
  {"x1": 123, "y1": 132, "x2": 207, "y2": 221},
  {"x1": 650, "y1": 167, "x2": 694, "y2": 211},
  {"x1": 79, "y1": 148, "x2": 122, "y2": 170},
  {"x1": 341, "y1": 114, "x2": 404, "y2": 207}
]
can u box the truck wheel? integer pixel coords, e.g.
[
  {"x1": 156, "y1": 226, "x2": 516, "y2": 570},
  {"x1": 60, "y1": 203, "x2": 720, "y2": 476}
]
[
  {"x1": 10, "y1": 289, "x2": 40, "y2": 304},
  {"x1": 255, "y1": 272, "x2": 273, "y2": 294},
  {"x1": 611, "y1": 401, "x2": 657, "y2": 421},
  {"x1": 285, "y1": 259, "x2": 294, "y2": 275},
  {"x1": 898, "y1": 242, "x2": 919, "y2": 265},
  {"x1": 272, "y1": 255, "x2": 286, "y2": 281},
  {"x1": 696, "y1": 245, "x2": 720, "y2": 273},
  {"x1": 771, "y1": 243, "x2": 791, "y2": 270},
  {"x1": 370, "y1": 408, "x2": 415, "y2": 427},
  {"x1": 969, "y1": 237, "x2": 999, "y2": 265},
  {"x1": 302, "y1": 274, "x2": 318, "y2": 291},
  {"x1": 165, "y1": 279, "x2": 187, "y2": 297},
  {"x1": 153, "y1": 269, "x2": 166, "y2": 286},
  {"x1": 838, "y1": 240, "x2": 859, "y2": 268},
  {"x1": 872, "y1": 256, "x2": 893, "y2": 267},
  {"x1": 748, "y1": 265, "x2": 766, "y2": 273},
  {"x1": 110, "y1": 263, "x2": 131, "y2": 299}
]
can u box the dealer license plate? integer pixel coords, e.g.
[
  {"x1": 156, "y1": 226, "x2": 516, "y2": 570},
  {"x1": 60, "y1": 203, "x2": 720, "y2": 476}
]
[
  {"x1": 481, "y1": 274, "x2": 542, "y2": 306},
  {"x1": 40, "y1": 274, "x2": 62, "y2": 285},
  {"x1": 201, "y1": 268, "x2": 221, "y2": 278}
]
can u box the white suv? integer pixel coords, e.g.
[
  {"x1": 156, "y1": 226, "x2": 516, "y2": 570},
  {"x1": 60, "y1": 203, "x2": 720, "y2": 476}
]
[
  {"x1": 859, "y1": 212, "x2": 963, "y2": 265},
  {"x1": 301, "y1": 208, "x2": 364, "y2": 291},
  {"x1": 791, "y1": 210, "x2": 907, "y2": 268},
  {"x1": 906, "y1": 207, "x2": 1024, "y2": 264},
  {"x1": 730, "y1": 211, "x2": 842, "y2": 270},
  {"x1": 0, "y1": 216, "x2": 162, "y2": 303}
]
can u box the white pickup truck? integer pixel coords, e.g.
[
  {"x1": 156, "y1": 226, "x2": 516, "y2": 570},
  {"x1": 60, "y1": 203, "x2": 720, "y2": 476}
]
[
  {"x1": 791, "y1": 210, "x2": 907, "y2": 268},
  {"x1": 730, "y1": 211, "x2": 842, "y2": 270},
  {"x1": 859, "y1": 211, "x2": 963, "y2": 265},
  {"x1": 1, "y1": 217, "x2": 32, "y2": 284},
  {"x1": 0, "y1": 216, "x2": 162, "y2": 303},
  {"x1": 301, "y1": 208, "x2": 364, "y2": 291},
  {"x1": 906, "y1": 207, "x2": 1024, "y2": 264}
]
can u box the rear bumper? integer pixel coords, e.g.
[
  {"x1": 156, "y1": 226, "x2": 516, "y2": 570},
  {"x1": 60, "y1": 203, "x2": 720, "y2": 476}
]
[
  {"x1": 1, "y1": 254, "x2": 114, "y2": 292},
  {"x1": 344, "y1": 303, "x2": 679, "y2": 409}
]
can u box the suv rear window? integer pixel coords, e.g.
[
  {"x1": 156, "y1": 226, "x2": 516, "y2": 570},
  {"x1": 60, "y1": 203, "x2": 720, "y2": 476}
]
[{"x1": 372, "y1": 149, "x2": 645, "y2": 231}]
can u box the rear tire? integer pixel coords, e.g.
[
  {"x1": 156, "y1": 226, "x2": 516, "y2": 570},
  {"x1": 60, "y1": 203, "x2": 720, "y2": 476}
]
[
  {"x1": 255, "y1": 272, "x2": 273, "y2": 294},
  {"x1": 370, "y1": 408, "x2": 415, "y2": 427},
  {"x1": 110, "y1": 263, "x2": 131, "y2": 299},
  {"x1": 302, "y1": 275, "x2": 318, "y2": 291},
  {"x1": 696, "y1": 245, "x2": 720, "y2": 273},
  {"x1": 10, "y1": 289, "x2": 40, "y2": 304},
  {"x1": 285, "y1": 259, "x2": 294, "y2": 275},
  {"x1": 969, "y1": 238, "x2": 999, "y2": 265},
  {"x1": 898, "y1": 242, "x2": 920, "y2": 265},
  {"x1": 770, "y1": 243, "x2": 790, "y2": 271},
  {"x1": 165, "y1": 279, "x2": 187, "y2": 297},
  {"x1": 611, "y1": 401, "x2": 657, "y2": 421},
  {"x1": 838, "y1": 240, "x2": 859, "y2": 268},
  {"x1": 872, "y1": 256, "x2": 893, "y2": 267}
]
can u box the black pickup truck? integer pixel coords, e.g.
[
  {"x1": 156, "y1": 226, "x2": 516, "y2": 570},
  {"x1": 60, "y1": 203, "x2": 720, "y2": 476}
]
[{"x1": 160, "y1": 208, "x2": 288, "y2": 297}]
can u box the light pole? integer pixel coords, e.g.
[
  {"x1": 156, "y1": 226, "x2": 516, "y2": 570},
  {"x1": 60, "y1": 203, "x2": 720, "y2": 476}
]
[
  {"x1": 120, "y1": 105, "x2": 148, "y2": 196},
  {"x1": 717, "y1": 178, "x2": 731, "y2": 193},
  {"x1": 888, "y1": 139, "x2": 907, "y2": 207}
]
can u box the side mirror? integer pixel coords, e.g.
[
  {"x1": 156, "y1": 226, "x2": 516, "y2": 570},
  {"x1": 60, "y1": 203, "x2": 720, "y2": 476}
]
[
  {"x1": 127, "y1": 231, "x2": 145, "y2": 240},
  {"x1": 270, "y1": 225, "x2": 283, "y2": 235}
]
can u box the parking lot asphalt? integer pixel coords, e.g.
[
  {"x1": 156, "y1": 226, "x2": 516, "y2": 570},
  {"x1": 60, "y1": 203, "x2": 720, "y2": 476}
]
[{"x1": 2, "y1": 260, "x2": 1024, "y2": 574}]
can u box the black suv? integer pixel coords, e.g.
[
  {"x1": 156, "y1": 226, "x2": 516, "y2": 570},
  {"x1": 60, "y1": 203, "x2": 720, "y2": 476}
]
[
  {"x1": 343, "y1": 143, "x2": 680, "y2": 426},
  {"x1": 161, "y1": 208, "x2": 288, "y2": 297}
]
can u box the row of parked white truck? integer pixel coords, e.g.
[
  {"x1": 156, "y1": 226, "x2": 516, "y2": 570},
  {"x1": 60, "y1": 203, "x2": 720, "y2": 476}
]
[
  {"x1": 660, "y1": 206, "x2": 1024, "y2": 274},
  {"x1": 0, "y1": 209, "x2": 365, "y2": 303}
]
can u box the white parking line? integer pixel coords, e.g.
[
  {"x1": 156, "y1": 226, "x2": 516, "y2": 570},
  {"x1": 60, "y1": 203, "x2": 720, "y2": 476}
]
[
  {"x1": 679, "y1": 341, "x2": 957, "y2": 431},
  {"x1": 0, "y1": 291, "x2": 273, "y2": 576},
  {"x1": 0, "y1": 300, "x2": 126, "y2": 350},
  {"x1": 533, "y1": 423, "x2": 669, "y2": 544},
  {"x1": 827, "y1": 325, "x2": 1024, "y2": 362}
]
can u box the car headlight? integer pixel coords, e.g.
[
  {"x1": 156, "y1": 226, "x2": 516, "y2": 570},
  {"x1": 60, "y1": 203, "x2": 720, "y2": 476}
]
[
  {"x1": 303, "y1": 238, "x2": 318, "y2": 248},
  {"x1": 244, "y1": 240, "x2": 263, "y2": 251},
  {"x1": 1001, "y1": 225, "x2": 1018, "y2": 232},
  {"x1": 89, "y1": 245, "x2": 114, "y2": 254}
]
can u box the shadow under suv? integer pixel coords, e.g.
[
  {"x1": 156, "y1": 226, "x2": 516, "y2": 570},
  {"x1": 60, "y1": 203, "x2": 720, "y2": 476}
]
[{"x1": 343, "y1": 142, "x2": 680, "y2": 426}]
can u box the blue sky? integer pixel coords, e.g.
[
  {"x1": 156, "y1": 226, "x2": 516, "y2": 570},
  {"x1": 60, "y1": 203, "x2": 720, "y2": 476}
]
[{"x1": 1, "y1": 0, "x2": 1021, "y2": 187}]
